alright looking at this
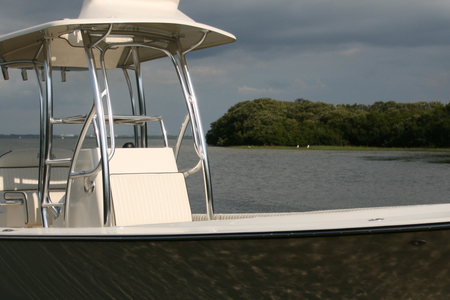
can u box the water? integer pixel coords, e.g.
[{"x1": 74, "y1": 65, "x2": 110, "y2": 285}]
[
  {"x1": 1, "y1": 138, "x2": 449, "y2": 214},
  {"x1": 199, "y1": 148, "x2": 450, "y2": 214}
]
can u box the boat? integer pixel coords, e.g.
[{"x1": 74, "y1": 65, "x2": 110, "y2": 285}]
[{"x1": 0, "y1": 0, "x2": 449, "y2": 298}]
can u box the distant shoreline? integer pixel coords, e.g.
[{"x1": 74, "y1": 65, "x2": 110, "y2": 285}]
[
  {"x1": 231, "y1": 145, "x2": 450, "y2": 152},
  {"x1": 0, "y1": 135, "x2": 191, "y2": 139}
]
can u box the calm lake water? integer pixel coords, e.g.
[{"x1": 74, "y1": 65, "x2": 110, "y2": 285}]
[{"x1": 1, "y1": 137, "x2": 449, "y2": 214}]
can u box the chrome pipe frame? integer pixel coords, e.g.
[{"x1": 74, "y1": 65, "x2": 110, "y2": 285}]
[
  {"x1": 33, "y1": 57, "x2": 60, "y2": 224},
  {"x1": 32, "y1": 40, "x2": 61, "y2": 226},
  {"x1": 103, "y1": 43, "x2": 169, "y2": 148},
  {"x1": 175, "y1": 113, "x2": 190, "y2": 160},
  {"x1": 98, "y1": 34, "x2": 215, "y2": 218},
  {"x1": 181, "y1": 160, "x2": 202, "y2": 177},
  {"x1": 39, "y1": 38, "x2": 55, "y2": 228},
  {"x1": 99, "y1": 47, "x2": 116, "y2": 159},
  {"x1": 122, "y1": 68, "x2": 139, "y2": 147},
  {"x1": 2, "y1": 28, "x2": 214, "y2": 227},
  {"x1": 160, "y1": 119, "x2": 169, "y2": 147},
  {"x1": 64, "y1": 105, "x2": 99, "y2": 226},
  {"x1": 177, "y1": 62, "x2": 214, "y2": 218},
  {"x1": 81, "y1": 29, "x2": 112, "y2": 226},
  {"x1": 3, "y1": 57, "x2": 65, "y2": 225},
  {"x1": 182, "y1": 30, "x2": 209, "y2": 56},
  {"x1": 174, "y1": 113, "x2": 204, "y2": 177},
  {"x1": 1, "y1": 67, "x2": 8, "y2": 80},
  {"x1": 67, "y1": 105, "x2": 97, "y2": 178},
  {"x1": 0, "y1": 61, "x2": 43, "y2": 67},
  {"x1": 176, "y1": 31, "x2": 215, "y2": 219},
  {"x1": 0, "y1": 28, "x2": 215, "y2": 226},
  {"x1": 106, "y1": 43, "x2": 170, "y2": 148},
  {"x1": 0, "y1": 54, "x2": 8, "y2": 80},
  {"x1": 35, "y1": 63, "x2": 46, "y2": 223},
  {"x1": 89, "y1": 25, "x2": 113, "y2": 49},
  {"x1": 132, "y1": 47, "x2": 148, "y2": 148}
]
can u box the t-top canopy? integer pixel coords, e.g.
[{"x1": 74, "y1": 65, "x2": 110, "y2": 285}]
[
  {"x1": 0, "y1": 0, "x2": 236, "y2": 70},
  {"x1": 78, "y1": 0, "x2": 182, "y2": 19}
]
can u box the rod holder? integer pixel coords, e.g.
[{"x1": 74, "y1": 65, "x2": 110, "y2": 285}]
[
  {"x1": 1, "y1": 66, "x2": 9, "y2": 80},
  {"x1": 61, "y1": 67, "x2": 66, "y2": 82},
  {"x1": 21, "y1": 69, "x2": 28, "y2": 81}
]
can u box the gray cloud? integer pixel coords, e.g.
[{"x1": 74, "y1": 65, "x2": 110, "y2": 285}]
[
  {"x1": 0, "y1": 0, "x2": 449, "y2": 134},
  {"x1": 0, "y1": 0, "x2": 80, "y2": 35},
  {"x1": 182, "y1": 0, "x2": 450, "y2": 50}
]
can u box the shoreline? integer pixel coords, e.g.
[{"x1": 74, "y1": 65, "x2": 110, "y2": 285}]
[{"x1": 230, "y1": 145, "x2": 450, "y2": 152}]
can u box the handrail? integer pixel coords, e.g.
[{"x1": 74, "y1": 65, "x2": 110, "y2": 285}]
[
  {"x1": 53, "y1": 114, "x2": 165, "y2": 125},
  {"x1": 181, "y1": 159, "x2": 202, "y2": 177},
  {"x1": 45, "y1": 158, "x2": 71, "y2": 165}
]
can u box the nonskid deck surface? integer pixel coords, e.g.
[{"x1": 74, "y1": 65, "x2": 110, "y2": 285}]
[{"x1": 1, "y1": 203, "x2": 449, "y2": 237}]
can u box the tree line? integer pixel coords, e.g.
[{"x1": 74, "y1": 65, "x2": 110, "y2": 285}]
[{"x1": 206, "y1": 98, "x2": 450, "y2": 147}]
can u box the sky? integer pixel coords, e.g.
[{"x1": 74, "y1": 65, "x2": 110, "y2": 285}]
[{"x1": 0, "y1": 0, "x2": 450, "y2": 135}]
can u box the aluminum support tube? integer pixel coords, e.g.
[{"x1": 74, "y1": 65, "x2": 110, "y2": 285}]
[
  {"x1": 91, "y1": 40, "x2": 213, "y2": 217},
  {"x1": 39, "y1": 39, "x2": 55, "y2": 228},
  {"x1": 65, "y1": 104, "x2": 98, "y2": 225},
  {"x1": 100, "y1": 50, "x2": 116, "y2": 159},
  {"x1": 182, "y1": 30, "x2": 209, "y2": 56},
  {"x1": 174, "y1": 113, "x2": 190, "y2": 160},
  {"x1": 178, "y1": 53, "x2": 214, "y2": 220},
  {"x1": 132, "y1": 47, "x2": 147, "y2": 148},
  {"x1": 139, "y1": 40, "x2": 213, "y2": 217},
  {"x1": 82, "y1": 30, "x2": 111, "y2": 226},
  {"x1": 159, "y1": 119, "x2": 169, "y2": 147},
  {"x1": 0, "y1": 55, "x2": 8, "y2": 80},
  {"x1": 0, "y1": 61, "x2": 44, "y2": 67},
  {"x1": 68, "y1": 109, "x2": 104, "y2": 179},
  {"x1": 146, "y1": 44, "x2": 213, "y2": 218},
  {"x1": 35, "y1": 63, "x2": 47, "y2": 227},
  {"x1": 122, "y1": 68, "x2": 139, "y2": 147}
]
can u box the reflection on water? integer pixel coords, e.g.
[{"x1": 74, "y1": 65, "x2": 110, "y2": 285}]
[
  {"x1": 364, "y1": 152, "x2": 450, "y2": 164},
  {"x1": 1, "y1": 138, "x2": 449, "y2": 214}
]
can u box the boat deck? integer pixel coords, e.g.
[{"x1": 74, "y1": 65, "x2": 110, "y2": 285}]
[{"x1": 1, "y1": 203, "x2": 449, "y2": 237}]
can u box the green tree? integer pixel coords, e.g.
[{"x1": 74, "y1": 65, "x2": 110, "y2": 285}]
[{"x1": 206, "y1": 98, "x2": 449, "y2": 148}]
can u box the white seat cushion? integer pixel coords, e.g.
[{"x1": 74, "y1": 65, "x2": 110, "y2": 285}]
[{"x1": 111, "y1": 173, "x2": 192, "y2": 225}]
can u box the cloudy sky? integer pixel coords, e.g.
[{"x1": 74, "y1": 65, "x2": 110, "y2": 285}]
[{"x1": 0, "y1": 0, "x2": 450, "y2": 135}]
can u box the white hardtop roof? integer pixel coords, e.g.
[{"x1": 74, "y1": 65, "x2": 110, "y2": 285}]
[{"x1": 0, "y1": 0, "x2": 236, "y2": 69}]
